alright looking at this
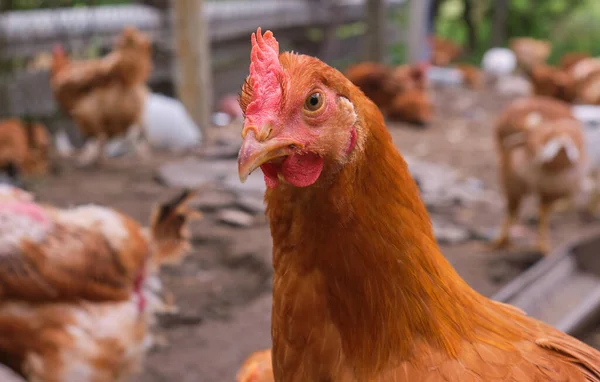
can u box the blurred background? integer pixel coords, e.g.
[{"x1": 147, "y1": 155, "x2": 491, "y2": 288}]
[{"x1": 2, "y1": 0, "x2": 600, "y2": 381}]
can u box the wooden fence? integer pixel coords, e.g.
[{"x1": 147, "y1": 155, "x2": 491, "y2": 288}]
[{"x1": 0, "y1": 0, "x2": 408, "y2": 120}]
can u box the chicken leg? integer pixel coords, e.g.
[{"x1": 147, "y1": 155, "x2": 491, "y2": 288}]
[
  {"x1": 130, "y1": 123, "x2": 151, "y2": 162},
  {"x1": 536, "y1": 199, "x2": 554, "y2": 255},
  {"x1": 491, "y1": 193, "x2": 522, "y2": 250},
  {"x1": 75, "y1": 133, "x2": 107, "y2": 168}
]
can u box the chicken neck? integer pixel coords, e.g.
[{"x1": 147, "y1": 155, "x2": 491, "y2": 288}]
[{"x1": 265, "y1": 113, "x2": 518, "y2": 373}]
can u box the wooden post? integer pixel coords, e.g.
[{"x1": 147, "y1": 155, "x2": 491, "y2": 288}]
[
  {"x1": 171, "y1": 0, "x2": 212, "y2": 137},
  {"x1": 407, "y1": 0, "x2": 429, "y2": 64},
  {"x1": 365, "y1": 0, "x2": 386, "y2": 62},
  {"x1": 491, "y1": 0, "x2": 509, "y2": 47}
]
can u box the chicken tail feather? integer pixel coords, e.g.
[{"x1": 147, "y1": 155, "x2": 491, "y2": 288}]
[{"x1": 150, "y1": 189, "x2": 201, "y2": 265}]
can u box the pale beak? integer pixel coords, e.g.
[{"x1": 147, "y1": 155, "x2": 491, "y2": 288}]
[{"x1": 237, "y1": 130, "x2": 301, "y2": 182}]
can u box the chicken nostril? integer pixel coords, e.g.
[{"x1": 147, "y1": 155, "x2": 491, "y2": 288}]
[{"x1": 288, "y1": 144, "x2": 297, "y2": 150}]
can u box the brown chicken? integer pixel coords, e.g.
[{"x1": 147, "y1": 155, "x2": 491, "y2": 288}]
[
  {"x1": 492, "y1": 97, "x2": 588, "y2": 253},
  {"x1": 50, "y1": 26, "x2": 153, "y2": 167},
  {"x1": 345, "y1": 62, "x2": 432, "y2": 125},
  {"x1": 455, "y1": 63, "x2": 484, "y2": 89},
  {"x1": 391, "y1": 63, "x2": 427, "y2": 91},
  {"x1": 236, "y1": 28, "x2": 600, "y2": 381},
  {"x1": 0, "y1": 187, "x2": 198, "y2": 381},
  {"x1": 386, "y1": 88, "x2": 433, "y2": 126},
  {"x1": 510, "y1": 37, "x2": 552, "y2": 74},
  {"x1": 344, "y1": 62, "x2": 400, "y2": 113},
  {"x1": 529, "y1": 63, "x2": 577, "y2": 102},
  {"x1": 430, "y1": 36, "x2": 463, "y2": 67},
  {"x1": 0, "y1": 119, "x2": 50, "y2": 180},
  {"x1": 236, "y1": 349, "x2": 274, "y2": 382},
  {"x1": 560, "y1": 52, "x2": 591, "y2": 71}
]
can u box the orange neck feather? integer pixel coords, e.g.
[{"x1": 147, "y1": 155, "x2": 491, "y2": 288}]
[{"x1": 266, "y1": 101, "x2": 520, "y2": 375}]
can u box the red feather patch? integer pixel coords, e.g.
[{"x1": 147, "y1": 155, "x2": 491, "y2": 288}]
[{"x1": 246, "y1": 28, "x2": 284, "y2": 125}]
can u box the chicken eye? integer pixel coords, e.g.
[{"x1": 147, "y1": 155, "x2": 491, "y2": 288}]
[{"x1": 304, "y1": 92, "x2": 324, "y2": 112}]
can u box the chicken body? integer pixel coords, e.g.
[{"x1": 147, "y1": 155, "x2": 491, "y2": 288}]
[
  {"x1": 50, "y1": 26, "x2": 152, "y2": 167},
  {"x1": 0, "y1": 119, "x2": 50, "y2": 181},
  {"x1": 510, "y1": 37, "x2": 552, "y2": 74},
  {"x1": 455, "y1": 63, "x2": 484, "y2": 89},
  {"x1": 493, "y1": 97, "x2": 588, "y2": 253},
  {"x1": 343, "y1": 62, "x2": 400, "y2": 113},
  {"x1": 344, "y1": 62, "x2": 432, "y2": 125},
  {"x1": 236, "y1": 349, "x2": 274, "y2": 382},
  {"x1": 529, "y1": 63, "x2": 576, "y2": 102},
  {"x1": 237, "y1": 29, "x2": 600, "y2": 381},
  {"x1": 430, "y1": 36, "x2": 462, "y2": 67},
  {"x1": 0, "y1": 187, "x2": 195, "y2": 381},
  {"x1": 561, "y1": 52, "x2": 592, "y2": 72}
]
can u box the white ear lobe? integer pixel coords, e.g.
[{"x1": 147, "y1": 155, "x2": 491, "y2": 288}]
[{"x1": 339, "y1": 96, "x2": 357, "y2": 124}]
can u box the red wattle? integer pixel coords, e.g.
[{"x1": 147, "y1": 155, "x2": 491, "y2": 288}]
[
  {"x1": 281, "y1": 152, "x2": 324, "y2": 187},
  {"x1": 260, "y1": 163, "x2": 280, "y2": 189}
]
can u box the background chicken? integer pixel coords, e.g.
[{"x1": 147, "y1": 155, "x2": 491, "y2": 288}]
[
  {"x1": 0, "y1": 187, "x2": 198, "y2": 381},
  {"x1": 345, "y1": 62, "x2": 433, "y2": 125},
  {"x1": 509, "y1": 37, "x2": 552, "y2": 74},
  {"x1": 386, "y1": 88, "x2": 432, "y2": 126},
  {"x1": 0, "y1": 119, "x2": 51, "y2": 185},
  {"x1": 560, "y1": 52, "x2": 591, "y2": 71},
  {"x1": 343, "y1": 62, "x2": 401, "y2": 114},
  {"x1": 236, "y1": 349, "x2": 273, "y2": 382},
  {"x1": 527, "y1": 63, "x2": 575, "y2": 102},
  {"x1": 492, "y1": 96, "x2": 588, "y2": 254},
  {"x1": 430, "y1": 36, "x2": 463, "y2": 67},
  {"x1": 50, "y1": 26, "x2": 153, "y2": 167},
  {"x1": 455, "y1": 63, "x2": 484, "y2": 89},
  {"x1": 391, "y1": 64, "x2": 427, "y2": 91},
  {"x1": 236, "y1": 28, "x2": 600, "y2": 381}
]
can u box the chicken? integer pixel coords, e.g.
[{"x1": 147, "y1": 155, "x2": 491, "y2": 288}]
[
  {"x1": 236, "y1": 349, "x2": 274, "y2": 382},
  {"x1": 529, "y1": 63, "x2": 576, "y2": 102},
  {"x1": 560, "y1": 52, "x2": 591, "y2": 71},
  {"x1": 509, "y1": 37, "x2": 552, "y2": 74},
  {"x1": 386, "y1": 89, "x2": 432, "y2": 126},
  {"x1": 50, "y1": 26, "x2": 153, "y2": 167},
  {"x1": 0, "y1": 187, "x2": 198, "y2": 381},
  {"x1": 345, "y1": 62, "x2": 432, "y2": 125},
  {"x1": 430, "y1": 36, "x2": 462, "y2": 67},
  {"x1": 391, "y1": 64, "x2": 427, "y2": 91},
  {"x1": 570, "y1": 57, "x2": 600, "y2": 84},
  {"x1": 343, "y1": 62, "x2": 400, "y2": 113},
  {"x1": 492, "y1": 97, "x2": 587, "y2": 253},
  {"x1": 455, "y1": 63, "x2": 484, "y2": 89},
  {"x1": 0, "y1": 119, "x2": 51, "y2": 184},
  {"x1": 236, "y1": 28, "x2": 600, "y2": 381}
]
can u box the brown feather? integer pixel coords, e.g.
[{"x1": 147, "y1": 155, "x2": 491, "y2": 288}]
[{"x1": 241, "y1": 40, "x2": 600, "y2": 381}]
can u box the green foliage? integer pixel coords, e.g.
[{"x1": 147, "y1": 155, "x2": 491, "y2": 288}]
[{"x1": 433, "y1": 0, "x2": 596, "y2": 65}]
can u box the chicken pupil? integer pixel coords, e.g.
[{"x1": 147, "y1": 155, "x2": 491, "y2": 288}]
[{"x1": 309, "y1": 94, "x2": 320, "y2": 106}]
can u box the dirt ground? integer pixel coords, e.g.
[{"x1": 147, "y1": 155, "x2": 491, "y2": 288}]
[{"x1": 24, "y1": 87, "x2": 600, "y2": 381}]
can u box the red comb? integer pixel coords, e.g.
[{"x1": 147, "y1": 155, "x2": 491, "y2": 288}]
[
  {"x1": 52, "y1": 43, "x2": 64, "y2": 56},
  {"x1": 246, "y1": 27, "x2": 284, "y2": 122}
]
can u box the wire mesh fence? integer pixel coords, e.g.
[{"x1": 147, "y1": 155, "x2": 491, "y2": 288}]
[{"x1": 0, "y1": 0, "x2": 408, "y2": 126}]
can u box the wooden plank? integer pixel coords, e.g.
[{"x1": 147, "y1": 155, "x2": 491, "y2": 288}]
[
  {"x1": 407, "y1": 0, "x2": 429, "y2": 64},
  {"x1": 171, "y1": 0, "x2": 212, "y2": 134},
  {"x1": 365, "y1": 0, "x2": 386, "y2": 62}
]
